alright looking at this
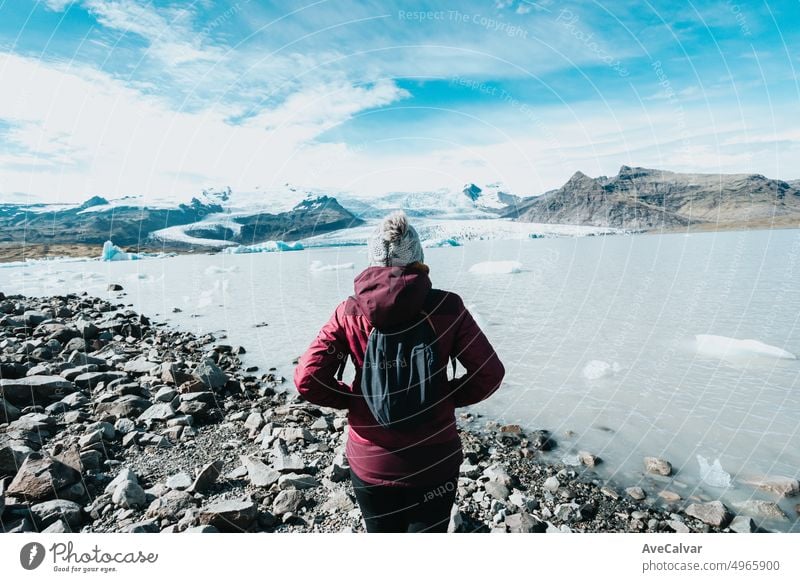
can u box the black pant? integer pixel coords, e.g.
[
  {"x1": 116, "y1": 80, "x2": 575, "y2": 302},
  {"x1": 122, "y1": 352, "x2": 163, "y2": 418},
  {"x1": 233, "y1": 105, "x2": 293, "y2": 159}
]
[{"x1": 349, "y1": 469, "x2": 458, "y2": 533}]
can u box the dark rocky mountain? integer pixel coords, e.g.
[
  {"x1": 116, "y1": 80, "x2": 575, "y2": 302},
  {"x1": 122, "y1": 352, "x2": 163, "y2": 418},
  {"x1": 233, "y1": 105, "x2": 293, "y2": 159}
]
[
  {"x1": 225, "y1": 196, "x2": 362, "y2": 245},
  {"x1": 0, "y1": 199, "x2": 223, "y2": 246},
  {"x1": 0, "y1": 192, "x2": 361, "y2": 249},
  {"x1": 505, "y1": 166, "x2": 800, "y2": 231}
]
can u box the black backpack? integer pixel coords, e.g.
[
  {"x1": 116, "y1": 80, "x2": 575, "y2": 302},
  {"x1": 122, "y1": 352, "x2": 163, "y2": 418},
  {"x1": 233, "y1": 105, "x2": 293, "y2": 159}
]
[{"x1": 357, "y1": 310, "x2": 451, "y2": 430}]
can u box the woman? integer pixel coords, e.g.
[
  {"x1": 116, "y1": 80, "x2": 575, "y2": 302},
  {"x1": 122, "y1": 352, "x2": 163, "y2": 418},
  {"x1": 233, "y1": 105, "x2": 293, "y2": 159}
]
[{"x1": 294, "y1": 211, "x2": 505, "y2": 532}]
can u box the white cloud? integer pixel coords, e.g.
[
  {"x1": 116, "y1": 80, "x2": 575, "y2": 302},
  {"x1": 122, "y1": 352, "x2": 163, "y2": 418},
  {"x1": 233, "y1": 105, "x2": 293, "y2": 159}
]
[{"x1": 0, "y1": 51, "x2": 411, "y2": 202}]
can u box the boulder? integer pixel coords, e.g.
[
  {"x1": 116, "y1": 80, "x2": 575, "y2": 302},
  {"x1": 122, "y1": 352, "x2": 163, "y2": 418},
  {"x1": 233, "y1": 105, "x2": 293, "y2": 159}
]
[
  {"x1": 743, "y1": 476, "x2": 799, "y2": 498},
  {"x1": 6, "y1": 452, "x2": 82, "y2": 502},
  {"x1": 543, "y1": 476, "x2": 560, "y2": 493},
  {"x1": 733, "y1": 500, "x2": 788, "y2": 521},
  {"x1": 505, "y1": 511, "x2": 546, "y2": 533},
  {"x1": 192, "y1": 359, "x2": 227, "y2": 390},
  {"x1": 278, "y1": 473, "x2": 318, "y2": 490},
  {"x1": 112, "y1": 480, "x2": 147, "y2": 509},
  {"x1": 145, "y1": 490, "x2": 196, "y2": 520},
  {"x1": 123, "y1": 358, "x2": 159, "y2": 375},
  {"x1": 241, "y1": 456, "x2": 280, "y2": 488},
  {"x1": 685, "y1": 501, "x2": 732, "y2": 528},
  {"x1": 189, "y1": 460, "x2": 224, "y2": 494},
  {"x1": 137, "y1": 403, "x2": 176, "y2": 422},
  {"x1": 0, "y1": 376, "x2": 75, "y2": 406},
  {"x1": 273, "y1": 490, "x2": 305, "y2": 515},
  {"x1": 644, "y1": 456, "x2": 672, "y2": 476},
  {"x1": 0, "y1": 445, "x2": 24, "y2": 478},
  {"x1": 197, "y1": 500, "x2": 257, "y2": 532},
  {"x1": 1, "y1": 397, "x2": 21, "y2": 424},
  {"x1": 166, "y1": 472, "x2": 193, "y2": 491},
  {"x1": 95, "y1": 395, "x2": 151, "y2": 420},
  {"x1": 30, "y1": 499, "x2": 83, "y2": 529},
  {"x1": 625, "y1": 487, "x2": 647, "y2": 501},
  {"x1": 729, "y1": 515, "x2": 756, "y2": 533}
]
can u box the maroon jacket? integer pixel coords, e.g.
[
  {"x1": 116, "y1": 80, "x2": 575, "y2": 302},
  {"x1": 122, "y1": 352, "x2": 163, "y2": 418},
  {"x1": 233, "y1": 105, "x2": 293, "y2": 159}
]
[{"x1": 294, "y1": 264, "x2": 505, "y2": 486}]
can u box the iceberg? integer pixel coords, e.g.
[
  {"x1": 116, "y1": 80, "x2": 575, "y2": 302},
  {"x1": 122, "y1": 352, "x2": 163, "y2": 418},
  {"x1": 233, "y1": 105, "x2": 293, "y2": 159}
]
[
  {"x1": 101, "y1": 240, "x2": 141, "y2": 261},
  {"x1": 223, "y1": 240, "x2": 304, "y2": 254},
  {"x1": 697, "y1": 455, "x2": 732, "y2": 488},
  {"x1": 309, "y1": 260, "x2": 354, "y2": 272},
  {"x1": 422, "y1": 237, "x2": 461, "y2": 248},
  {"x1": 582, "y1": 360, "x2": 621, "y2": 380},
  {"x1": 695, "y1": 334, "x2": 796, "y2": 360},
  {"x1": 468, "y1": 260, "x2": 522, "y2": 275}
]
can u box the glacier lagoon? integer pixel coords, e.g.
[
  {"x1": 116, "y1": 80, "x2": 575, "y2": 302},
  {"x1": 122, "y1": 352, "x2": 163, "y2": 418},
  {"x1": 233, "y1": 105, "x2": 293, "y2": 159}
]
[{"x1": 2, "y1": 228, "x2": 799, "y2": 530}]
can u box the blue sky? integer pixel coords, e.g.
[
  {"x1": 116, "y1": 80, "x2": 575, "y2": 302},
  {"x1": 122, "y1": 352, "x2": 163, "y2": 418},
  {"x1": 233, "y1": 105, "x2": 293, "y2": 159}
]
[{"x1": 0, "y1": 0, "x2": 798, "y2": 202}]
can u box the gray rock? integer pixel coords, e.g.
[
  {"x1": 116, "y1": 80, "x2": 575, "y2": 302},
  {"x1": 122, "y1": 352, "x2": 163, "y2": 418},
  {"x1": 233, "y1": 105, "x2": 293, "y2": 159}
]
[
  {"x1": 95, "y1": 395, "x2": 151, "y2": 420},
  {"x1": 63, "y1": 337, "x2": 87, "y2": 353},
  {"x1": 0, "y1": 375, "x2": 75, "y2": 406},
  {"x1": 733, "y1": 500, "x2": 789, "y2": 521},
  {"x1": 166, "y1": 472, "x2": 193, "y2": 491},
  {"x1": 137, "y1": 402, "x2": 176, "y2": 422},
  {"x1": 685, "y1": 501, "x2": 732, "y2": 528},
  {"x1": 192, "y1": 359, "x2": 227, "y2": 390},
  {"x1": 0, "y1": 445, "x2": 24, "y2": 478},
  {"x1": 281, "y1": 427, "x2": 315, "y2": 443},
  {"x1": 241, "y1": 456, "x2": 280, "y2": 488},
  {"x1": 244, "y1": 412, "x2": 264, "y2": 433},
  {"x1": 189, "y1": 460, "x2": 224, "y2": 494},
  {"x1": 30, "y1": 499, "x2": 83, "y2": 528},
  {"x1": 1, "y1": 397, "x2": 21, "y2": 423},
  {"x1": 626, "y1": 486, "x2": 646, "y2": 500},
  {"x1": 273, "y1": 490, "x2": 305, "y2": 515},
  {"x1": 278, "y1": 473, "x2": 319, "y2": 490},
  {"x1": 729, "y1": 515, "x2": 756, "y2": 533},
  {"x1": 644, "y1": 456, "x2": 673, "y2": 476},
  {"x1": 320, "y1": 490, "x2": 354, "y2": 514},
  {"x1": 41, "y1": 519, "x2": 72, "y2": 533},
  {"x1": 155, "y1": 387, "x2": 178, "y2": 402},
  {"x1": 543, "y1": 476, "x2": 560, "y2": 493},
  {"x1": 197, "y1": 500, "x2": 257, "y2": 532},
  {"x1": 459, "y1": 462, "x2": 480, "y2": 479},
  {"x1": 112, "y1": 480, "x2": 147, "y2": 509},
  {"x1": 485, "y1": 480, "x2": 510, "y2": 501},
  {"x1": 104, "y1": 468, "x2": 139, "y2": 494},
  {"x1": 505, "y1": 511, "x2": 546, "y2": 533},
  {"x1": 6, "y1": 452, "x2": 81, "y2": 502},
  {"x1": 578, "y1": 451, "x2": 601, "y2": 467},
  {"x1": 666, "y1": 520, "x2": 690, "y2": 533},
  {"x1": 114, "y1": 418, "x2": 136, "y2": 434},
  {"x1": 145, "y1": 490, "x2": 196, "y2": 520},
  {"x1": 74, "y1": 371, "x2": 127, "y2": 390},
  {"x1": 743, "y1": 476, "x2": 799, "y2": 498},
  {"x1": 123, "y1": 358, "x2": 159, "y2": 375}
]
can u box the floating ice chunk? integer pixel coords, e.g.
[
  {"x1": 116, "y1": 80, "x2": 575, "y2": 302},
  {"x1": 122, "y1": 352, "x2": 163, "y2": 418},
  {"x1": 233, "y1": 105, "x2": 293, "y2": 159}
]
[
  {"x1": 223, "y1": 240, "x2": 304, "y2": 254},
  {"x1": 468, "y1": 260, "x2": 522, "y2": 275},
  {"x1": 582, "y1": 360, "x2": 621, "y2": 380},
  {"x1": 695, "y1": 334, "x2": 796, "y2": 360},
  {"x1": 309, "y1": 260, "x2": 354, "y2": 272},
  {"x1": 697, "y1": 455, "x2": 732, "y2": 488},
  {"x1": 422, "y1": 237, "x2": 461, "y2": 248},
  {"x1": 101, "y1": 240, "x2": 140, "y2": 261}
]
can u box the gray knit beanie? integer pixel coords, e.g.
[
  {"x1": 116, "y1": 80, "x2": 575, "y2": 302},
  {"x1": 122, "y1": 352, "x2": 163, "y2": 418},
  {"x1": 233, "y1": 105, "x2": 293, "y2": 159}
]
[{"x1": 367, "y1": 211, "x2": 424, "y2": 267}]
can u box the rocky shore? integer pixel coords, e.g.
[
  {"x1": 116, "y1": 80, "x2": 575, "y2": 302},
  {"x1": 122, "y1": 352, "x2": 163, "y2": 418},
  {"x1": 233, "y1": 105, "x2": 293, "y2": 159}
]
[{"x1": 1, "y1": 292, "x2": 797, "y2": 534}]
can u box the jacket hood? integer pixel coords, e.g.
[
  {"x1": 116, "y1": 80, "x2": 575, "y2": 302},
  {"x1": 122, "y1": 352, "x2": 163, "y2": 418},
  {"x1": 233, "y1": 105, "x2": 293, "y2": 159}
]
[{"x1": 352, "y1": 265, "x2": 432, "y2": 329}]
